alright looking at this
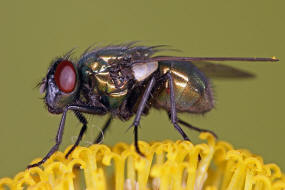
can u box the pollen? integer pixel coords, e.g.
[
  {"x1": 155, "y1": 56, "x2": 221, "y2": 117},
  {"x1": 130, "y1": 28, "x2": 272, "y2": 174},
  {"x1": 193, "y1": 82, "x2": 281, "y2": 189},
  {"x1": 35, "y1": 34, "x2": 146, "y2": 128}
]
[{"x1": 1, "y1": 133, "x2": 285, "y2": 190}]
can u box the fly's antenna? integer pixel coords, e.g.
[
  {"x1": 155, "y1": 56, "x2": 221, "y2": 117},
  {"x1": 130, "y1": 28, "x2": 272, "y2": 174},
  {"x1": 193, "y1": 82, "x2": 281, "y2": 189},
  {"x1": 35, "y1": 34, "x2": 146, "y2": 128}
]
[{"x1": 34, "y1": 77, "x2": 47, "y2": 94}]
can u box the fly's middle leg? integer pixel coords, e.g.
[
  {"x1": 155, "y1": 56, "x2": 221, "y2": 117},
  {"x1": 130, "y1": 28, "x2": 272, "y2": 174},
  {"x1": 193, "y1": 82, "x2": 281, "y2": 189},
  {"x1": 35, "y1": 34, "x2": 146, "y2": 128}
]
[
  {"x1": 166, "y1": 72, "x2": 190, "y2": 141},
  {"x1": 130, "y1": 76, "x2": 156, "y2": 156},
  {"x1": 65, "y1": 111, "x2": 88, "y2": 158}
]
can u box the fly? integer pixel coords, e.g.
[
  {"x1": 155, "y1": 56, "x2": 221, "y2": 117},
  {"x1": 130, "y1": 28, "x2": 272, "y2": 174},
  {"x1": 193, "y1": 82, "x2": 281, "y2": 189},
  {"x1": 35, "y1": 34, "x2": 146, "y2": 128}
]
[{"x1": 27, "y1": 43, "x2": 278, "y2": 168}]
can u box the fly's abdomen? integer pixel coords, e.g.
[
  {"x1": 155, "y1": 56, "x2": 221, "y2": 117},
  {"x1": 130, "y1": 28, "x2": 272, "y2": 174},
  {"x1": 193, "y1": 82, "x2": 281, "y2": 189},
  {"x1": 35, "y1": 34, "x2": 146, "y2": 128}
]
[{"x1": 154, "y1": 61, "x2": 214, "y2": 113}]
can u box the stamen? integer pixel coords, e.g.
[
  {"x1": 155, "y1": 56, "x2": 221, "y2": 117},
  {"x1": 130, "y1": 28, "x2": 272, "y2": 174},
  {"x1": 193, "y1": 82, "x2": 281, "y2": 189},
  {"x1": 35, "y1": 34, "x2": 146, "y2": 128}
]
[{"x1": 1, "y1": 133, "x2": 284, "y2": 190}]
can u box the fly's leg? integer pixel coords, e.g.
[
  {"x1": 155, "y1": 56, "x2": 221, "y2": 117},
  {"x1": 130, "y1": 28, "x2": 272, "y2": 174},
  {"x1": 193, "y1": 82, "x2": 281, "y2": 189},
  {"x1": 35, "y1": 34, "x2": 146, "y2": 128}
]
[
  {"x1": 130, "y1": 76, "x2": 156, "y2": 156},
  {"x1": 167, "y1": 113, "x2": 218, "y2": 138},
  {"x1": 93, "y1": 115, "x2": 112, "y2": 144},
  {"x1": 27, "y1": 105, "x2": 107, "y2": 169},
  {"x1": 166, "y1": 72, "x2": 190, "y2": 141},
  {"x1": 177, "y1": 118, "x2": 218, "y2": 138},
  {"x1": 165, "y1": 71, "x2": 217, "y2": 139},
  {"x1": 134, "y1": 123, "x2": 141, "y2": 155},
  {"x1": 65, "y1": 111, "x2": 88, "y2": 158},
  {"x1": 27, "y1": 108, "x2": 68, "y2": 169}
]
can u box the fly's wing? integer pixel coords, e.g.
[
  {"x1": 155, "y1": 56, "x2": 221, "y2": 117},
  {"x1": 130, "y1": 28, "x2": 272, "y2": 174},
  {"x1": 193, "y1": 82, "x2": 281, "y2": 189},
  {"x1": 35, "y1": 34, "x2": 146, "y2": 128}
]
[
  {"x1": 190, "y1": 61, "x2": 255, "y2": 79},
  {"x1": 143, "y1": 56, "x2": 278, "y2": 79}
]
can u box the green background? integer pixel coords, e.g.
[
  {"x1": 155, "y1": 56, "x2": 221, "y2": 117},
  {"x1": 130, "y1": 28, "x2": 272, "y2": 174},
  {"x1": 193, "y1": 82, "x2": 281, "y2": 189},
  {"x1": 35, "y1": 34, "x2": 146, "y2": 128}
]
[{"x1": 0, "y1": 0, "x2": 284, "y2": 178}]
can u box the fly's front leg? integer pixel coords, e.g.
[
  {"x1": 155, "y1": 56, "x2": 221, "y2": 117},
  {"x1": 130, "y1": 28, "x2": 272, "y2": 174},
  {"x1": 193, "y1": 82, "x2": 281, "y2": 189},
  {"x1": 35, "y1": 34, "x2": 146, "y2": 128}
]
[
  {"x1": 166, "y1": 72, "x2": 190, "y2": 141},
  {"x1": 130, "y1": 76, "x2": 156, "y2": 156},
  {"x1": 27, "y1": 109, "x2": 68, "y2": 169},
  {"x1": 27, "y1": 104, "x2": 107, "y2": 169}
]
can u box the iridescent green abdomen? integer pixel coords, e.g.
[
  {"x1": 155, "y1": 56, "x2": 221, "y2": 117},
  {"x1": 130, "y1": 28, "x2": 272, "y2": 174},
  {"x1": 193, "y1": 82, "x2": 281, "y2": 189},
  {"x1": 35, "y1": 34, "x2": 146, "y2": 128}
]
[{"x1": 154, "y1": 61, "x2": 214, "y2": 113}]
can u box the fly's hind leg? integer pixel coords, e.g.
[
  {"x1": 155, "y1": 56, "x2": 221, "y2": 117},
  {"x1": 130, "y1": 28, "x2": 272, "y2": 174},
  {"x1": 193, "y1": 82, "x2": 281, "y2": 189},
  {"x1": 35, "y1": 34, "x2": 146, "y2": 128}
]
[
  {"x1": 130, "y1": 76, "x2": 156, "y2": 156},
  {"x1": 167, "y1": 113, "x2": 218, "y2": 139},
  {"x1": 166, "y1": 72, "x2": 190, "y2": 141},
  {"x1": 177, "y1": 118, "x2": 217, "y2": 138}
]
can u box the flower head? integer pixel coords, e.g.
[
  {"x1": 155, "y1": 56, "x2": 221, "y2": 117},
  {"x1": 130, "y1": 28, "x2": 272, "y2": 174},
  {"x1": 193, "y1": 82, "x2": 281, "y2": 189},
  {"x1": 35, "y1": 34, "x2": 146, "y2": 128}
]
[{"x1": 1, "y1": 133, "x2": 284, "y2": 190}]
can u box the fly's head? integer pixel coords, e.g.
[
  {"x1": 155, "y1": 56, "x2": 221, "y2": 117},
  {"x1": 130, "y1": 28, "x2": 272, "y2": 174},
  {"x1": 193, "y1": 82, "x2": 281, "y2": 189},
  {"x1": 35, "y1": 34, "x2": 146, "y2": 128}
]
[{"x1": 39, "y1": 58, "x2": 80, "y2": 114}]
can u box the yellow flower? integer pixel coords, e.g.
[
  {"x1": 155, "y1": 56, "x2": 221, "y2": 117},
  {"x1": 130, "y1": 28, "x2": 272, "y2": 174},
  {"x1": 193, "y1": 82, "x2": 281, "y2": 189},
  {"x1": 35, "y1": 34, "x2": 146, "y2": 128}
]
[{"x1": 1, "y1": 133, "x2": 284, "y2": 190}]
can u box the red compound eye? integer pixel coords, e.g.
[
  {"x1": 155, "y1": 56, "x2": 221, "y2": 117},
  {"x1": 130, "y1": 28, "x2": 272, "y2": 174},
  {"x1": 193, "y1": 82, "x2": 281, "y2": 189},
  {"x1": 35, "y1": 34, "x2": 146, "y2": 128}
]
[{"x1": 54, "y1": 60, "x2": 77, "y2": 93}]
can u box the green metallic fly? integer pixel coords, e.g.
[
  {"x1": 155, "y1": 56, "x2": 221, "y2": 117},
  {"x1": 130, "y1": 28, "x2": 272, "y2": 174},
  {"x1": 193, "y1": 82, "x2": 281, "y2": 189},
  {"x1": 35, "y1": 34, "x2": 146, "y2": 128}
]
[{"x1": 28, "y1": 43, "x2": 278, "y2": 168}]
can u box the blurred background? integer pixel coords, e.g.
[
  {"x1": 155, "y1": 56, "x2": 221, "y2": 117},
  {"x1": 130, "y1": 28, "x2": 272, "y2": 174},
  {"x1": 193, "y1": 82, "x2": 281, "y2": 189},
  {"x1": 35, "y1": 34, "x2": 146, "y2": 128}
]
[{"x1": 0, "y1": 0, "x2": 284, "y2": 178}]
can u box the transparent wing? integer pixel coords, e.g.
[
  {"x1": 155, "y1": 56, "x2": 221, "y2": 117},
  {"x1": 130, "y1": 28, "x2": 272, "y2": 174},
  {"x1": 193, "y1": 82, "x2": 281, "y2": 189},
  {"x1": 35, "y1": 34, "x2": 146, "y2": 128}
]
[
  {"x1": 150, "y1": 56, "x2": 278, "y2": 62},
  {"x1": 141, "y1": 56, "x2": 278, "y2": 79},
  {"x1": 190, "y1": 61, "x2": 255, "y2": 79}
]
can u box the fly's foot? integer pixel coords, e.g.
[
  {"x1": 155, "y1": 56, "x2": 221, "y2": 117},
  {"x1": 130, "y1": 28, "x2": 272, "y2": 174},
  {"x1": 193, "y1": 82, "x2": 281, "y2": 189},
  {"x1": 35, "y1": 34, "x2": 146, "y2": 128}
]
[
  {"x1": 199, "y1": 129, "x2": 218, "y2": 139},
  {"x1": 27, "y1": 161, "x2": 44, "y2": 169}
]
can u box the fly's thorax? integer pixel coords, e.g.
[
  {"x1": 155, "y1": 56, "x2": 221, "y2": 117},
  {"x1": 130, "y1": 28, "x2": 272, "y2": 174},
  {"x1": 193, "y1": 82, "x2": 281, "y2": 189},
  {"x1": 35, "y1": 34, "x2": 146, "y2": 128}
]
[
  {"x1": 94, "y1": 71, "x2": 128, "y2": 109},
  {"x1": 80, "y1": 55, "x2": 119, "y2": 86},
  {"x1": 89, "y1": 57, "x2": 111, "y2": 74},
  {"x1": 80, "y1": 55, "x2": 159, "y2": 109},
  {"x1": 43, "y1": 59, "x2": 80, "y2": 114},
  {"x1": 81, "y1": 58, "x2": 129, "y2": 109}
]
